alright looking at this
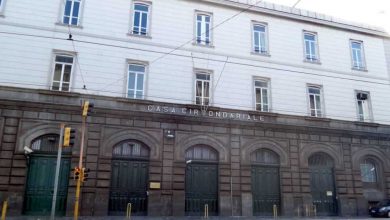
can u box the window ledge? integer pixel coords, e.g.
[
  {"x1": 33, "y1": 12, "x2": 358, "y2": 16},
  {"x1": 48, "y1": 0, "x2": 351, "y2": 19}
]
[
  {"x1": 303, "y1": 59, "x2": 321, "y2": 65},
  {"x1": 38, "y1": 89, "x2": 78, "y2": 97},
  {"x1": 55, "y1": 22, "x2": 83, "y2": 29},
  {"x1": 252, "y1": 110, "x2": 278, "y2": 117},
  {"x1": 127, "y1": 33, "x2": 152, "y2": 39},
  {"x1": 192, "y1": 43, "x2": 215, "y2": 49},
  {"x1": 354, "y1": 121, "x2": 379, "y2": 127},
  {"x1": 251, "y1": 52, "x2": 271, "y2": 57},
  {"x1": 304, "y1": 116, "x2": 331, "y2": 122},
  {"x1": 352, "y1": 67, "x2": 368, "y2": 72}
]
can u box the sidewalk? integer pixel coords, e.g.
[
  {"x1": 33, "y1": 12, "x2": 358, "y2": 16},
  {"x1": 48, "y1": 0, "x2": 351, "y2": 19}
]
[{"x1": 4, "y1": 217, "x2": 381, "y2": 220}]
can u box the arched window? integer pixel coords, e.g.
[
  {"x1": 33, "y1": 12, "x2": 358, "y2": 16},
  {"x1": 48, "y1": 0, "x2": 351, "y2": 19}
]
[
  {"x1": 31, "y1": 134, "x2": 71, "y2": 154},
  {"x1": 112, "y1": 140, "x2": 149, "y2": 158},
  {"x1": 360, "y1": 159, "x2": 378, "y2": 183},
  {"x1": 185, "y1": 145, "x2": 218, "y2": 161},
  {"x1": 251, "y1": 149, "x2": 279, "y2": 165},
  {"x1": 309, "y1": 152, "x2": 334, "y2": 167}
]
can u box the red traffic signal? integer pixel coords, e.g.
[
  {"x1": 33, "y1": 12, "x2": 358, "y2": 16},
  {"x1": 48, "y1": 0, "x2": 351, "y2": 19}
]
[{"x1": 74, "y1": 167, "x2": 81, "y2": 180}]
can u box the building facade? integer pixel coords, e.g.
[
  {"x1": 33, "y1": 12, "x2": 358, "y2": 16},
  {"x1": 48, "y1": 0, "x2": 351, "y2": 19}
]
[{"x1": 0, "y1": 0, "x2": 390, "y2": 217}]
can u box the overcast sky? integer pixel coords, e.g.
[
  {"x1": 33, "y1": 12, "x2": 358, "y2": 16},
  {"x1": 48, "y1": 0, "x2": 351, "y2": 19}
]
[{"x1": 263, "y1": 0, "x2": 390, "y2": 33}]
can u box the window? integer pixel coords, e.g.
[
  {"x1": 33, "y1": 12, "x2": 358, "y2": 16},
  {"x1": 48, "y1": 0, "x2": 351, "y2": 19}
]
[
  {"x1": 62, "y1": 0, "x2": 82, "y2": 26},
  {"x1": 356, "y1": 91, "x2": 372, "y2": 122},
  {"x1": 350, "y1": 40, "x2": 366, "y2": 70},
  {"x1": 0, "y1": 0, "x2": 5, "y2": 14},
  {"x1": 360, "y1": 159, "x2": 377, "y2": 183},
  {"x1": 303, "y1": 32, "x2": 319, "y2": 62},
  {"x1": 252, "y1": 24, "x2": 268, "y2": 54},
  {"x1": 195, "y1": 13, "x2": 212, "y2": 46},
  {"x1": 127, "y1": 64, "x2": 146, "y2": 99},
  {"x1": 254, "y1": 79, "x2": 269, "y2": 112},
  {"x1": 132, "y1": 3, "x2": 150, "y2": 36},
  {"x1": 195, "y1": 72, "x2": 211, "y2": 105},
  {"x1": 51, "y1": 55, "x2": 74, "y2": 92},
  {"x1": 308, "y1": 86, "x2": 323, "y2": 117}
]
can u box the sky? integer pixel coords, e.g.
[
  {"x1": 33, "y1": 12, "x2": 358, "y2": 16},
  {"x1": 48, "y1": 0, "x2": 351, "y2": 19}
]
[{"x1": 263, "y1": 0, "x2": 390, "y2": 33}]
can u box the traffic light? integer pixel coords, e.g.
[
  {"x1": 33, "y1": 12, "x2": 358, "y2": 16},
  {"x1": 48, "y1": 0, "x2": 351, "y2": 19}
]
[
  {"x1": 63, "y1": 127, "x2": 76, "y2": 147},
  {"x1": 74, "y1": 167, "x2": 81, "y2": 180},
  {"x1": 82, "y1": 101, "x2": 94, "y2": 117},
  {"x1": 82, "y1": 168, "x2": 90, "y2": 182}
]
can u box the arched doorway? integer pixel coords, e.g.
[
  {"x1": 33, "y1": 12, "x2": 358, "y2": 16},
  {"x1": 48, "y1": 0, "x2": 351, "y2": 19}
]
[
  {"x1": 251, "y1": 149, "x2": 280, "y2": 216},
  {"x1": 108, "y1": 140, "x2": 150, "y2": 216},
  {"x1": 185, "y1": 145, "x2": 218, "y2": 216},
  {"x1": 309, "y1": 152, "x2": 337, "y2": 216},
  {"x1": 23, "y1": 134, "x2": 71, "y2": 216}
]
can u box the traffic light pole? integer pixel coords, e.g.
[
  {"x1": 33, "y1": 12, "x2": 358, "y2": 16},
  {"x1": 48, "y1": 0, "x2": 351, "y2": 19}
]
[
  {"x1": 50, "y1": 123, "x2": 65, "y2": 220},
  {"x1": 74, "y1": 116, "x2": 86, "y2": 220}
]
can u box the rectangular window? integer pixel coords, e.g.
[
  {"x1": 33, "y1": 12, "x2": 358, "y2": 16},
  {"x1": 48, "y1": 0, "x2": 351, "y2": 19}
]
[
  {"x1": 51, "y1": 55, "x2": 74, "y2": 92},
  {"x1": 127, "y1": 64, "x2": 146, "y2": 99},
  {"x1": 303, "y1": 32, "x2": 319, "y2": 62},
  {"x1": 308, "y1": 86, "x2": 323, "y2": 117},
  {"x1": 63, "y1": 0, "x2": 81, "y2": 26},
  {"x1": 356, "y1": 91, "x2": 371, "y2": 122},
  {"x1": 254, "y1": 80, "x2": 269, "y2": 112},
  {"x1": 195, "y1": 13, "x2": 211, "y2": 46},
  {"x1": 132, "y1": 3, "x2": 150, "y2": 35},
  {"x1": 253, "y1": 24, "x2": 268, "y2": 54},
  {"x1": 350, "y1": 40, "x2": 366, "y2": 70},
  {"x1": 0, "y1": 0, "x2": 4, "y2": 13},
  {"x1": 195, "y1": 73, "x2": 211, "y2": 105}
]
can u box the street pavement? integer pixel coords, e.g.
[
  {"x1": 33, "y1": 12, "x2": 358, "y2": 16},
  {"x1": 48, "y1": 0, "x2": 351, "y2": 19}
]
[{"x1": 4, "y1": 217, "x2": 387, "y2": 220}]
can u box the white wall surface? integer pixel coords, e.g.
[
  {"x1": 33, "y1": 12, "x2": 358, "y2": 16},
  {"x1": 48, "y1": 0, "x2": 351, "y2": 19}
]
[{"x1": 0, "y1": 0, "x2": 389, "y2": 124}]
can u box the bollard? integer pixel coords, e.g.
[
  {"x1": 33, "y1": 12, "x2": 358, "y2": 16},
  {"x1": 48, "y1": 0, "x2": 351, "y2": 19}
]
[
  {"x1": 204, "y1": 204, "x2": 209, "y2": 219},
  {"x1": 1, "y1": 200, "x2": 7, "y2": 220},
  {"x1": 273, "y1": 204, "x2": 278, "y2": 218},
  {"x1": 126, "y1": 203, "x2": 132, "y2": 219},
  {"x1": 297, "y1": 207, "x2": 300, "y2": 217},
  {"x1": 313, "y1": 205, "x2": 317, "y2": 217},
  {"x1": 305, "y1": 204, "x2": 309, "y2": 217}
]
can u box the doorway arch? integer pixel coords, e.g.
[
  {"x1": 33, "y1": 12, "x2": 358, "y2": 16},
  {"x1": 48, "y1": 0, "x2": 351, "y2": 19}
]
[
  {"x1": 108, "y1": 140, "x2": 150, "y2": 216},
  {"x1": 309, "y1": 152, "x2": 337, "y2": 216},
  {"x1": 251, "y1": 149, "x2": 281, "y2": 216},
  {"x1": 185, "y1": 145, "x2": 219, "y2": 216},
  {"x1": 23, "y1": 134, "x2": 71, "y2": 216}
]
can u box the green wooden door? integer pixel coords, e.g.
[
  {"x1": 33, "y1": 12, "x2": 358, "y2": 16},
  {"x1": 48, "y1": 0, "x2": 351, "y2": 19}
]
[
  {"x1": 109, "y1": 160, "x2": 149, "y2": 216},
  {"x1": 185, "y1": 163, "x2": 218, "y2": 216},
  {"x1": 24, "y1": 155, "x2": 71, "y2": 216},
  {"x1": 252, "y1": 165, "x2": 280, "y2": 216},
  {"x1": 310, "y1": 167, "x2": 337, "y2": 216}
]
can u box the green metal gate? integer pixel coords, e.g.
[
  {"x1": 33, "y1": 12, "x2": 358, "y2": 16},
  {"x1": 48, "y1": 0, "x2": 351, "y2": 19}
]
[
  {"x1": 309, "y1": 153, "x2": 337, "y2": 216},
  {"x1": 252, "y1": 165, "x2": 280, "y2": 216},
  {"x1": 109, "y1": 160, "x2": 149, "y2": 216},
  {"x1": 23, "y1": 155, "x2": 71, "y2": 216},
  {"x1": 185, "y1": 163, "x2": 218, "y2": 216}
]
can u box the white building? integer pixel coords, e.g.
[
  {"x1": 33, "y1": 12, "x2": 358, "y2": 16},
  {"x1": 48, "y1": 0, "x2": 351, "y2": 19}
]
[
  {"x1": 0, "y1": 0, "x2": 389, "y2": 124},
  {"x1": 1, "y1": 0, "x2": 390, "y2": 217}
]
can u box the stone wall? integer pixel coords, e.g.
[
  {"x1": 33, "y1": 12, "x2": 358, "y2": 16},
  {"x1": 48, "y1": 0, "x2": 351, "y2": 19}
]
[{"x1": 0, "y1": 87, "x2": 390, "y2": 217}]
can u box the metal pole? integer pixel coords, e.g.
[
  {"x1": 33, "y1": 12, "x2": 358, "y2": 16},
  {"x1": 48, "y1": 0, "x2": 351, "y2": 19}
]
[
  {"x1": 50, "y1": 123, "x2": 65, "y2": 220},
  {"x1": 74, "y1": 116, "x2": 86, "y2": 220}
]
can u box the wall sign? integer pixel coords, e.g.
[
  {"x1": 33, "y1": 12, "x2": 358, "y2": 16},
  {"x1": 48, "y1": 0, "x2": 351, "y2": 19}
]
[
  {"x1": 146, "y1": 105, "x2": 265, "y2": 122},
  {"x1": 150, "y1": 182, "x2": 161, "y2": 189}
]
